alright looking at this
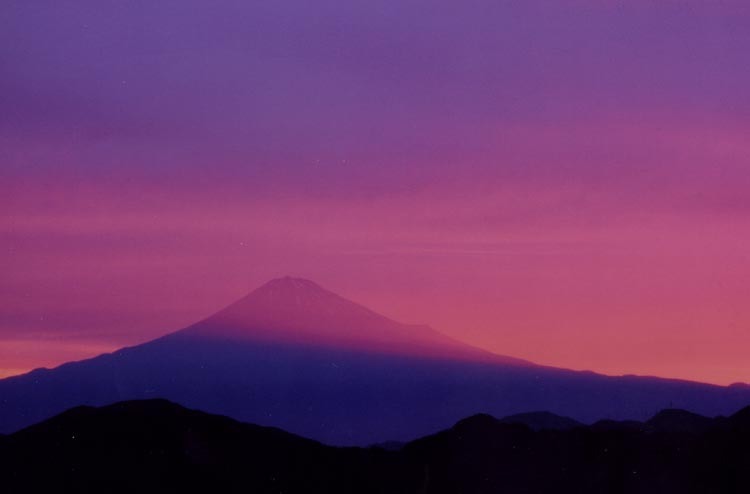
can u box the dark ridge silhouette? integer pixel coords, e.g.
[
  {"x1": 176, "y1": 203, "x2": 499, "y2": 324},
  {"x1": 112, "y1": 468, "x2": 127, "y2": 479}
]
[
  {"x1": 0, "y1": 399, "x2": 413, "y2": 494},
  {"x1": 729, "y1": 406, "x2": 750, "y2": 432},
  {"x1": 401, "y1": 404, "x2": 750, "y2": 494},
  {"x1": 646, "y1": 409, "x2": 714, "y2": 434},
  {"x1": 454, "y1": 412, "x2": 500, "y2": 428},
  {"x1": 499, "y1": 411, "x2": 583, "y2": 430},
  {"x1": 2, "y1": 277, "x2": 750, "y2": 445},
  {"x1": 2, "y1": 400, "x2": 750, "y2": 494},
  {"x1": 371, "y1": 440, "x2": 406, "y2": 451},
  {"x1": 590, "y1": 418, "x2": 648, "y2": 432}
]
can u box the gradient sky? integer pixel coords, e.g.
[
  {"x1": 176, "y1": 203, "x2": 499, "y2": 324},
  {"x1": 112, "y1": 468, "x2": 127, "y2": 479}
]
[{"x1": 2, "y1": 0, "x2": 750, "y2": 384}]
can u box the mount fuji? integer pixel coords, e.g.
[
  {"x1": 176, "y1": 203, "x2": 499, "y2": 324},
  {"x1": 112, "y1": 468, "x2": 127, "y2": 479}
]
[
  {"x1": 180, "y1": 277, "x2": 530, "y2": 365},
  {"x1": 1, "y1": 277, "x2": 749, "y2": 445}
]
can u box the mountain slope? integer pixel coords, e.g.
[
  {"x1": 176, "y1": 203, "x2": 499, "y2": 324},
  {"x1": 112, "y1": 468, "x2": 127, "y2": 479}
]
[
  {"x1": 1, "y1": 277, "x2": 749, "y2": 445},
  {"x1": 179, "y1": 277, "x2": 530, "y2": 365}
]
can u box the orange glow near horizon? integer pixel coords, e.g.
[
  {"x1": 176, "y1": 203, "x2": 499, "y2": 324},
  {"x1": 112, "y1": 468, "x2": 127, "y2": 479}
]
[{"x1": 2, "y1": 176, "x2": 749, "y2": 385}]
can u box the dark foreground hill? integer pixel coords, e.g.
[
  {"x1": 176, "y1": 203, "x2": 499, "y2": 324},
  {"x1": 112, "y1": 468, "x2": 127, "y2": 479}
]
[
  {"x1": 1, "y1": 400, "x2": 750, "y2": 494},
  {"x1": 3, "y1": 278, "x2": 750, "y2": 445},
  {"x1": 0, "y1": 400, "x2": 409, "y2": 494}
]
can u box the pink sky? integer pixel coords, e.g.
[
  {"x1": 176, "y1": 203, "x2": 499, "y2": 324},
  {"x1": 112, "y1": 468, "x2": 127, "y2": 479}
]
[{"x1": 2, "y1": 1, "x2": 749, "y2": 384}]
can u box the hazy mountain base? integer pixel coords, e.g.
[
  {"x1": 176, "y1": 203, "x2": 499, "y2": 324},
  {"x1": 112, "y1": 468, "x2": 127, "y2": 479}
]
[
  {"x1": 3, "y1": 278, "x2": 750, "y2": 445},
  {"x1": 1, "y1": 400, "x2": 749, "y2": 494},
  {"x1": 3, "y1": 334, "x2": 750, "y2": 446}
]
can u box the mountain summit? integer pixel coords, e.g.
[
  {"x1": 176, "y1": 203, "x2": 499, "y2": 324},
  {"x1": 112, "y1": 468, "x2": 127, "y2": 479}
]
[
  {"x1": 181, "y1": 277, "x2": 528, "y2": 365},
  {"x1": 193, "y1": 276, "x2": 407, "y2": 335}
]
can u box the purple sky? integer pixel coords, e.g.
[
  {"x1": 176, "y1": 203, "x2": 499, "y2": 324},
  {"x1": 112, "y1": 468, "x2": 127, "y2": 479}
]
[{"x1": 2, "y1": 0, "x2": 750, "y2": 384}]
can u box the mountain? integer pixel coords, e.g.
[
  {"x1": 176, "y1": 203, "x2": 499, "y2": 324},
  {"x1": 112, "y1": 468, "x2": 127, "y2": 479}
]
[
  {"x1": 1, "y1": 277, "x2": 750, "y2": 445},
  {"x1": 3, "y1": 399, "x2": 750, "y2": 494},
  {"x1": 180, "y1": 277, "x2": 530, "y2": 365}
]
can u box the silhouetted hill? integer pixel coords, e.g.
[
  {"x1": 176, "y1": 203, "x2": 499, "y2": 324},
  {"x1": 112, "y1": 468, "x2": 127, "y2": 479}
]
[
  {"x1": 729, "y1": 405, "x2": 750, "y2": 431},
  {"x1": 401, "y1": 405, "x2": 750, "y2": 493},
  {"x1": 646, "y1": 408, "x2": 713, "y2": 433},
  {"x1": 2, "y1": 277, "x2": 750, "y2": 445},
  {"x1": 499, "y1": 411, "x2": 583, "y2": 430},
  {"x1": 2, "y1": 400, "x2": 750, "y2": 493},
  {"x1": 590, "y1": 418, "x2": 647, "y2": 432},
  {"x1": 0, "y1": 399, "x2": 412, "y2": 494},
  {"x1": 371, "y1": 440, "x2": 406, "y2": 451}
]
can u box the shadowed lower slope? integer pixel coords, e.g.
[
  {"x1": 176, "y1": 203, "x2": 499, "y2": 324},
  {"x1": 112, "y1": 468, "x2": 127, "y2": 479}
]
[{"x1": 1, "y1": 278, "x2": 750, "y2": 445}]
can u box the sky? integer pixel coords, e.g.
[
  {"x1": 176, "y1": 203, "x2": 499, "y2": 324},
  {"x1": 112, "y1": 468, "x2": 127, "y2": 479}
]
[{"x1": 2, "y1": 0, "x2": 750, "y2": 385}]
